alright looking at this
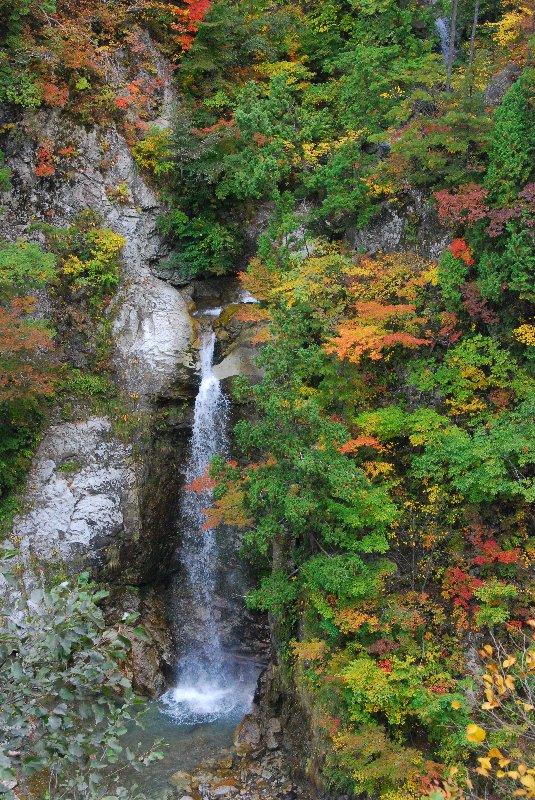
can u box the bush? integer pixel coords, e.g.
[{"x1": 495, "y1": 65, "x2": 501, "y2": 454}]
[
  {"x1": 0, "y1": 240, "x2": 55, "y2": 298},
  {"x1": 0, "y1": 545, "x2": 163, "y2": 799}
]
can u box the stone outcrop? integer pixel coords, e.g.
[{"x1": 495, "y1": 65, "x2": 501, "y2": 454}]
[
  {"x1": 484, "y1": 63, "x2": 522, "y2": 106},
  {"x1": 113, "y1": 276, "x2": 195, "y2": 397},
  {"x1": 346, "y1": 189, "x2": 449, "y2": 259},
  {"x1": 0, "y1": 44, "x2": 265, "y2": 696},
  {"x1": 229, "y1": 665, "x2": 333, "y2": 798},
  {"x1": 106, "y1": 586, "x2": 174, "y2": 698},
  {"x1": 13, "y1": 417, "x2": 139, "y2": 570}
]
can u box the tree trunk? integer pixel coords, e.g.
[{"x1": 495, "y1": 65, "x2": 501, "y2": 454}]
[
  {"x1": 467, "y1": 0, "x2": 480, "y2": 96},
  {"x1": 446, "y1": 0, "x2": 459, "y2": 91},
  {"x1": 527, "y1": 1, "x2": 535, "y2": 67},
  {"x1": 468, "y1": 0, "x2": 480, "y2": 69}
]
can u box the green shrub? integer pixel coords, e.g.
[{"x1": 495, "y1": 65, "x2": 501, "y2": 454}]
[{"x1": 0, "y1": 547, "x2": 163, "y2": 798}]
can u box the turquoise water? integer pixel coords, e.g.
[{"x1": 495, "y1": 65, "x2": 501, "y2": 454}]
[{"x1": 118, "y1": 700, "x2": 240, "y2": 798}]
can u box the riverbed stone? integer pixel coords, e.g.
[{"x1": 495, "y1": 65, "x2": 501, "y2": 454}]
[
  {"x1": 217, "y1": 755, "x2": 235, "y2": 770},
  {"x1": 177, "y1": 746, "x2": 317, "y2": 800},
  {"x1": 169, "y1": 770, "x2": 193, "y2": 792},
  {"x1": 211, "y1": 786, "x2": 237, "y2": 797}
]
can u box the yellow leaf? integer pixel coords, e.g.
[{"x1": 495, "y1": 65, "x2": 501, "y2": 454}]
[
  {"x1": 488, "y1": 748, "x2": 503, "y2": 759},
  {"x1": 503, "y1": 656, "x2": 517, "y2": 668},
  {"x1": 520, "y1": 775, "x2": 535, "y2": 790},
  {"x1": 483, "y1": 644, "x2": 493, "y2": 655},
  {"x1": 478, "y1": 758, "x2": 492, "y2": 771},
  {"x1": 466, "y1": 724, "x2": 486, "y2": 743}
]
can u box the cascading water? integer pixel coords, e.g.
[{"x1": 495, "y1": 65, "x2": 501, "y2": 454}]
[
  {"x1": 161, "y1": 312, "x2": 257, "y2": 725},
  {"x1": 435, "y1": 16, "x2": 450, "y2": 63}
]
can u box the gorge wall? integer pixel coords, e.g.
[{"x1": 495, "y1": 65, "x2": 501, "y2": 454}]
[{"x1": 0, "y1": 47, "x2": 267, "y2": 697}]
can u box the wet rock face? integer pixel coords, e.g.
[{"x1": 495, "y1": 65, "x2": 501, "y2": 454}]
[
  {"x1": 234, "y1": 716, "x2": 262, "y2": 758},
  {"x1": 235, "y1": 665, "x2": 331, "y2": 798},
  {"x1": 165, "y1": 278, "x2": 270, "y2": 669},
  {"x1": 213, "y1": 304, "x2": 264, "y2": 387},
  {"x1": 106, "y1": 586, "x2": 174, "y2": 698}
]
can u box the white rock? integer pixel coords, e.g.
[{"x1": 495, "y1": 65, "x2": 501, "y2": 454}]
[
  {"x1": 13, "y1": 417, "x2": 139, "y2": 566},
  {"x1": 211, "y1": 786, "x2": 237, "y2": 797},
  {"x1": 113, "y1": 275, "x2": 194, "y2": 396}
]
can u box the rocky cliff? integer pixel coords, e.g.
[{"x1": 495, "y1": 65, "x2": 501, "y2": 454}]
[{"x1": 0, "y1": 43, "x2": 268, "y2": 695}]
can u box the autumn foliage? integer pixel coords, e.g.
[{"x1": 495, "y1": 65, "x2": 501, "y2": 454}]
[
  {"x1": 0, "y1": 299, "x2": 55, "y2": 401},
  {"x1": 0, "y1": 0, "x2": 534, "y2": 798}
]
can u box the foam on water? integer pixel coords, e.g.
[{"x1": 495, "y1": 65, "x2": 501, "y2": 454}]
[
  {"x1": 193, "y1": 306, "x2": 222, "y2": 318},
  {"x1": 238, "y1": 289, "x2": 259, "y2": 305},
  {"x1": 161, "y1": 678, "x2": 254, "y2": 725}
]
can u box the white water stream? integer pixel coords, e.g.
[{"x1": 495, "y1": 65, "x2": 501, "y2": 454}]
[
  {"x1": 161, "y1": 314, "x2": 257, "y2": 725},
  {"x1": 435, "y1": 16, "x2": 450, "y2": 63}
]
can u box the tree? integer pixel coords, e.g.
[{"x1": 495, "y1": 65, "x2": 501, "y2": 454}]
[{"x1": 485, "y1": 72, "x2": 535, "y2": 205}]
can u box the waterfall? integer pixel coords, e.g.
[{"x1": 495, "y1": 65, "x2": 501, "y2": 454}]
[
  {"x1": 178, "y1": 325, "x2": 228, "y2": 675},
  {"x1": 435, "y1": 16, "x2": 450, "y2": 64},
  {"x1": 161, "y1": 314, "x2": 255, "y2": 725}
]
